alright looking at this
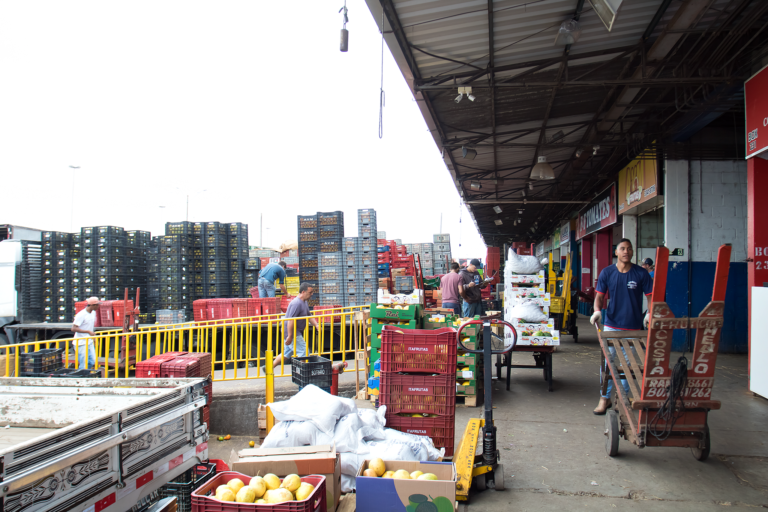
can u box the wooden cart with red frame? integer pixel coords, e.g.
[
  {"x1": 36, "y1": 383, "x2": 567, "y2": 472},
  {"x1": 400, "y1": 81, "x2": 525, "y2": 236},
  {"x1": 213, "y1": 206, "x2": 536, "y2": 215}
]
[{"x1": 597, "y1": 245, "x2": 730, "y2": 461}]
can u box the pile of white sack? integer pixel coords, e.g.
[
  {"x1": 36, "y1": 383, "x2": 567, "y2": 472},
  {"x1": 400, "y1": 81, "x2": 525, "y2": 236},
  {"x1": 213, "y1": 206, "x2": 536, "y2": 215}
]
[{"x1": 263, "y1": 385, "x2": 445, "y2": 492}]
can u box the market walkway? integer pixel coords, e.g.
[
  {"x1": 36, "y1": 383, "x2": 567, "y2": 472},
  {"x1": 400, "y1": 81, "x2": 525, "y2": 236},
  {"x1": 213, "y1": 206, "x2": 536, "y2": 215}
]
[
  {"x1": 471, "y1": 317, "x2": 768, "y2": 511},
  {"x1": 209, "y1": 317, "x2": 768, "y2": 509}
]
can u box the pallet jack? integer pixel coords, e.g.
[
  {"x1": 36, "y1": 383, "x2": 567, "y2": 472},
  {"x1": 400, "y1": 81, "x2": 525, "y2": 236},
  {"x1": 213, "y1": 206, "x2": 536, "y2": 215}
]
[
  {"x1": 453, "y1": 318, "x2": 518, "y2": 501},
  {"x1": 548, "y1": 252, "x2": 578, "y2": 342}
]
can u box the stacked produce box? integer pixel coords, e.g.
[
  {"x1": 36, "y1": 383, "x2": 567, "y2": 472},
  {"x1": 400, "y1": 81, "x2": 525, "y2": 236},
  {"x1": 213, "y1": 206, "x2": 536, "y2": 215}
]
[
  {"x1": 379, "y1": 321, "x2": 457, "y2": 456},
  {"x1": 42, "y1": 231, "x2": 73, "y2": 322},
  {"x1": 156, "y1": 227, "x2": 193, "y2": 321},
  {"x1": 298, "y1": 214, "x2": 319, "y2": 307},
  {"x1": 433, "y1": 234, "x2": 452, "y2": 274},
  {"x1": 454, "y1": 318, "x2": 483, "y2": 406},
  {"x1": 227, "y1": 222, "x2": 249, "y2": 297},
  {"x1": 368, "y1": 303, "x2": 421, "y2": 378},
  {"x1": 503, "y1": 253, "x2": 559, "y2": 346}
]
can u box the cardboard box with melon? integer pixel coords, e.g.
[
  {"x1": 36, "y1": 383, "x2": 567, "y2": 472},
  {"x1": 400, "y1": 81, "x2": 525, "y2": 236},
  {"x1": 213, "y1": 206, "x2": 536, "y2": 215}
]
[{"x1": 356, "y1": 457, "x2": 456, "y2": 512}]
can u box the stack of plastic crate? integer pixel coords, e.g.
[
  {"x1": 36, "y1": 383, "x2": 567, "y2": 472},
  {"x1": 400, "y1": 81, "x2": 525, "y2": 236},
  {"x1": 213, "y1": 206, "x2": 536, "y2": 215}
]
[
  {"x1": 146, "y1": 238, "x2": 161, "y2": 322},
  {"x1": 157, "y1": 227, "x2": 193, "y2": 319},
  {"x1": 318, "y1": 211, "x2": 344, "y2": 306},
  {"x1": 244, "y1": 257, "x2": 260, "y2": 293},
  {"x1": 21, "y1": 241, "x2": 42, "y2": 323},
  {"x1": 379, "y1": 324, "x2": 456, "y2": 456},
  {"x1": 420, "y1": 242, "x2": 435, "y2": 276},
  {"x1": 433, "y1": 234, "x2": 452, "y2": 274},
  {"x1": 126, "y1": 230, "x2": 151, "y2": 309},
  {"x1": 297, "y1": 214, "x2": 319, "y2": 308},
  {"x1": 357, "y1": 209, "x2": 378, "y2": 305},
  {"x1": 227, "y1": 222, "x2": 249, "y2": 297},
  {"x1": 202, "y1": 222, "x2": 229, "y2": 299},
  {"x1": 41, "y1": 231, "x2": 73, "y2": 323}
]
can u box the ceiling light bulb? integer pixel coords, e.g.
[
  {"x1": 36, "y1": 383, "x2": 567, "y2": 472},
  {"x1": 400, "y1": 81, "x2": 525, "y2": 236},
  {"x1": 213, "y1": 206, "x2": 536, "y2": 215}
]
[
  {"x1": 493, "y1": 206, "x2": 502, "y2": 214},
  {"x1": 467, "y1": 94, "x2": 476, "y2": 102},
  {"x1": 521, "y1": 190, "x2": 526, "y2": 198},
  {"x1": 575, "y1": 149, "x2": 583, "y2": 158},
  {"x1": 469, "y1": 181, "x2": 481, "y2": 190},
  {"x1": 530, "y1": 227, "x2": 536, "y2": 233},
  {"x1": 593, "y1": 145, "x2": 600, "y2": 155},
  {"x1": 462, "y1": 146, "x2": 477, "y2": 160},
  {"x1": 528, "y1": 182, "x2": 534, "y2": 190},
  {"x1": 494, "y1": 219, "x2": 503, "y2": 226},
  {"x1": 518, "y1": 209, "x2": 524, "y2": 215},
  {"x1": 530, "y1": 155, "x2": 555, "y2": 180},
  {"x1": 455, "y1": 94, "x2": 463, "y2": 104}
]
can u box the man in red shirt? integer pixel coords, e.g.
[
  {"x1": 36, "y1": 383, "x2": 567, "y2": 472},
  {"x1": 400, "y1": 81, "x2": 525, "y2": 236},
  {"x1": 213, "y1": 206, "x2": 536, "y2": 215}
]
[{"x1": 440, "y1": 262, "x2": 462, "y2": 315}]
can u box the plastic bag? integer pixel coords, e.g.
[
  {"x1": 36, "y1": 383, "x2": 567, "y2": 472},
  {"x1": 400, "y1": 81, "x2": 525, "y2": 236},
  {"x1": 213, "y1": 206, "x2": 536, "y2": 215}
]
[
  {"x1": 509, "y1": 302, "x2": 548, "y2": 322},
  {"x1": 267, "y1": 385, "x2": 356, "y2": 434},
  {"x1": 332, "y1": 413, "x2": 361, "y2": 453},
  {"x1": 382, "y1": 429, "x2": 445, "y2": 461},
  {"x1": 260, "y1": 420, "x2": 323, "y2": 448},
  {"x1": 506, "y1": 248, "x2": 543, "y2": 275}
]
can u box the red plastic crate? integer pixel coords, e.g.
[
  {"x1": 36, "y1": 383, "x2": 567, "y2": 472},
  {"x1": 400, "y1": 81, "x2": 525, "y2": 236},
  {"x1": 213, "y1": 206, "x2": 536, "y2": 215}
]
[
  {"x1": 98, "y1": 300, "x2": 115, "y2": 326},
  {"x1": 384, "y1": 413, "x2": 455, "y2": 457},
  {"x1": 259, "y1": 298, "x2": 279, "y2": 317},
  {"x1": 192, "y1": 472, "x2": 326, "y2": 512},
  {"x1": 246, "y1": 298, "x2": 261, "y2": 317},
  {"x1": 136, "y1": 353, "x2": 186, "y2": 378},
  {"x1": 193, "y1": 299, "x2": 208, "y2": 321},
  {"x1": 313, "y1": 306, "x2": 342, "y2": 323},
  {"x1": 207, "y1": 299, "x2": 233, "y2": 323},
  {"x1": 379, "y1": 373, "x2": 456, "y2": 417},
  {"x1": 184, "y1": 352, "x2": 213, "y2": 378},
  {"x1": 112, "y1": 300, "x2": 134, "y2": 326},
  {"x1": 161, "y1": 356, "x2": 201, "y2": 378},
  {"x1": 231, "y1": 298, "x2": 249, "y2": 318},
  {"x1": 380, "y1": 326, "x2": 457, "y2": 374},
  {"x1": 281, "y1": 295, "x2": 295, "y2": 313}
]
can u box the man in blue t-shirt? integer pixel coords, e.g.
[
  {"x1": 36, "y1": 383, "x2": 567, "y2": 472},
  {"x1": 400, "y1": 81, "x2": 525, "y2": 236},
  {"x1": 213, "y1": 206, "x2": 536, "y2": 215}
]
[
  {"x1": 589, "y1": 238, "x2": 653, "y2": 415},
  {"x1": 258, "y1": 261, "x2": 287, "y2": 297}
]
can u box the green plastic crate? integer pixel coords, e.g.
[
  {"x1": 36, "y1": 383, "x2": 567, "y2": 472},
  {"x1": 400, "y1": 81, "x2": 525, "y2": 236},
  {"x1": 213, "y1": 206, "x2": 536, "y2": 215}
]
[{"x1": 369, "y1": 303, "x2": 422, "y2": 321}]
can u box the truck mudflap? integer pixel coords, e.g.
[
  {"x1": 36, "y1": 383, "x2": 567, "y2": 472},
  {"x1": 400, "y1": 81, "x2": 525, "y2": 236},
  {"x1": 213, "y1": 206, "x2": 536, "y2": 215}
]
[{"x1": 0, "y1": 378, "x2": 209, "y2": 512}]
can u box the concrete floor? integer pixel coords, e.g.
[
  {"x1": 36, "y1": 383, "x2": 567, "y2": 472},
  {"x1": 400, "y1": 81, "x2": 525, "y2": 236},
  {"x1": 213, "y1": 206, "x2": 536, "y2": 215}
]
[{"x1": 210, "y1": 317, "x2": 768, "y2": 510}]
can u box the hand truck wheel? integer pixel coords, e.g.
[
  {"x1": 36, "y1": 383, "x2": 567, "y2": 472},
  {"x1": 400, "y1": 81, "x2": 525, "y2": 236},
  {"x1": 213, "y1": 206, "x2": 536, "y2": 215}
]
[
  {"x1": 494, "y1": 463, "x2": 505, "y2": 490},
  {"x1": 605, "y1": 410, "x2": 620, "y2": 457},
  {"x1": 691, "y1": 425, "x2": 711, "y2": 462}
]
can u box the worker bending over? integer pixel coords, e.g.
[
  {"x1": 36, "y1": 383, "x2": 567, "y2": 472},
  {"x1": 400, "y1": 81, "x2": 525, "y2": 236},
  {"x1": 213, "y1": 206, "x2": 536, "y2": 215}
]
[
  {"x1": 590, "y1": 238, "x2": 652, "y2": 415},
  {"x1": 258, "y1": 261, "x2": 287, "y2": 297}
]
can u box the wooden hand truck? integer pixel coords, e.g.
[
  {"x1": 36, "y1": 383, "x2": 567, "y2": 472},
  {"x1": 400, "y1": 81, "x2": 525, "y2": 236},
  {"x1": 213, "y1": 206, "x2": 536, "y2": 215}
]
[
  {"x1": 454, "y1": 318, "x2": 517, "y2": 501},
  {"x1": 597, "y1": 245, "x2": 730, "y2": 460}
]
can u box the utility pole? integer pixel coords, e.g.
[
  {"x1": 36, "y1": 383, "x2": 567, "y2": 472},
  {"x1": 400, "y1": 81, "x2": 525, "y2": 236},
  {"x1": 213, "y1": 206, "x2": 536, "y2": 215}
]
[
  {"x1": 440, "y1": 213, "x2": 442, "y2": 234},
  {"x1": 260, "y1": 213, "x2": 263, "y2": 248},
  {"x1": 186, "y1": 195, "x2": 189, "y2": 222}
]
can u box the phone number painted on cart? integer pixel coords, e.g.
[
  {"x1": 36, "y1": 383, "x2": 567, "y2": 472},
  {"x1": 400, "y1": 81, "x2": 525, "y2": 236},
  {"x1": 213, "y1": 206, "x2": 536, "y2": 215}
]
[{"x1": 645, "y1": 378, "x2": 713, "y2": 398}]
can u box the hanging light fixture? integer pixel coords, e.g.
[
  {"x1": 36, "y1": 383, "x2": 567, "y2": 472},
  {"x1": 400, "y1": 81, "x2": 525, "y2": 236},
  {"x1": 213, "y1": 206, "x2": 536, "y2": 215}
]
[
  {"x1": 470, "y1": 181, "x2": 482, "y2": 190},
  {"x1": 530, "y1": 156, "x2": 555, "y2": 180},
  {"x1": 554, "y1": 19, "x2": 582, "y2": 45},
  {"x1": 494, "y1": 219, "x2": 503, "y2": 226},
  {"x1": 493, "y1": 206, "x2": 502, "y2": 214},
  {"x1": 455, "y1": 93, "x2": 463, "y2": 104},
  {"x1": 462, "y1": 146, "x2": 477, "y2": 160},
  {"x1": 339, "y1": 2, "x2": 349, "y2": 52}
]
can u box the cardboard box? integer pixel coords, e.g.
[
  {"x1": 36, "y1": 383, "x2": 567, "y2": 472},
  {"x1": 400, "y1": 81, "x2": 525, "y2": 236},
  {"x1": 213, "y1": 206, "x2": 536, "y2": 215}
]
[
  {"x1": 230, "y1": 445, "x2": 341, "y2": 511},
  {"x1": 355, "y1": 460, "x2": 456, "y2": 512},
  {"x1": 377, "y1": 288, "x2": 424, "y2": 305},
  {"x1": 0, "y1": 353, "x2": 17, "y2": 377}
]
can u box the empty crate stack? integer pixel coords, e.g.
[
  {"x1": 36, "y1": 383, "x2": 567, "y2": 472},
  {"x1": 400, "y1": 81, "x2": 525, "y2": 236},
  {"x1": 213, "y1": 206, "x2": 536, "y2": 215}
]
[
  {"x1": 126, "y1": 230, "x2": 151, "y2": 308},
  {"x1": 298, "y1": 214, "x2": 319, "y2": 308},
  {"x1": 379, "y1": 323, "x2": 456, "y2": 456},
  {"x1": 158, "y1": 225, "x2": 194, "y2": 320},
  {"x1": 318, "y1": 211, "x2": 345, "y2": 306},
  {"x1": 20, "y1": 241, "x2": 42, "y2": 323},
  {"x1": 42, "y1": 231, "x2": 73, "y2": 322},
  {"x1": 433, "y1": 234, "x2": 452, "y2": 274}
]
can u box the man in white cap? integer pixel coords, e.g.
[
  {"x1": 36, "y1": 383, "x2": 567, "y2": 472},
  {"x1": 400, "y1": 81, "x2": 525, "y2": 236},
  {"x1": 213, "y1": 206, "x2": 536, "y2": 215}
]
[{"x1": 71, "y1": 297, "x2": 100, "y2": 369}]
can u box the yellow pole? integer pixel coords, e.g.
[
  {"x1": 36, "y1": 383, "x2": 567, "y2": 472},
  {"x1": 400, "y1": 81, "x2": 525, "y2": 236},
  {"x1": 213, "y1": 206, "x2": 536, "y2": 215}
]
[{"x1": 266, "y1": 349, "x2": 275, "y2": 433}]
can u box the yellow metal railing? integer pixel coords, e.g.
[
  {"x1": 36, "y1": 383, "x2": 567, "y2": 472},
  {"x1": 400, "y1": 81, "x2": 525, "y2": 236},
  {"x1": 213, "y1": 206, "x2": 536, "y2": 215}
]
[{"x1": 0, "y1": 306, "x2": 369, "y2": 382}]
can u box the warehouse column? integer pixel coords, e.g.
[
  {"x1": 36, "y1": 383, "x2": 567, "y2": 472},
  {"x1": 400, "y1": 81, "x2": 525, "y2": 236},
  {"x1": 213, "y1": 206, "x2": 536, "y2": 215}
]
[
  {"x1": 622, "y1": 214, "x2": 638, "y2": 263},
  {"x1": 747, "y1": 157, "x2": 768, "y2": 374}
]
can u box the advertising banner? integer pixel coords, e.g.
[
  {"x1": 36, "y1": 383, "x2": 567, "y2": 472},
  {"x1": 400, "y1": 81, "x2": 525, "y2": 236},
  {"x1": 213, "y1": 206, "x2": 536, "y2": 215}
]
[
  {"x1": 560, "y1": 221, "x2": 571, "y2": 244},
  {"x1": 746, "y1": 63, "x2": 768, "y2": 159},
  {"x1": 576, "y1": 183, "x2": 617, "y2": 240},
  {"x1": 617, "y1": 154, "x2": 658, "y2": 213}
]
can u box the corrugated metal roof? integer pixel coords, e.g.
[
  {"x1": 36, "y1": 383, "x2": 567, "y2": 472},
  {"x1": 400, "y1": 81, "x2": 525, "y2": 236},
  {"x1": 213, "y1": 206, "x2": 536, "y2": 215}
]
[{"x1": 366, "y1": 0, "x2": 765, "y2": 245}]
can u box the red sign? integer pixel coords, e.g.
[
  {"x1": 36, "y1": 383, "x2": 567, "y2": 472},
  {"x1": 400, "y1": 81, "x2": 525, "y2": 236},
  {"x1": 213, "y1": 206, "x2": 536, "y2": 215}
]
[
  {"x1": 576, "y1": 183, "x2": 617, "y2": 240},
  {"x1": 745, "y1": 64, "x2": 768, "y2": 158}
]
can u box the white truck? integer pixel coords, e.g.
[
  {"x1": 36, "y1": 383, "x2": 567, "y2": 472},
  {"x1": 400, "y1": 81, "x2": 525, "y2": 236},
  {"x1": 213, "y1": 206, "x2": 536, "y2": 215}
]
[{"x1": 0, "y1": 377, "x2": 209, "y2": 512}]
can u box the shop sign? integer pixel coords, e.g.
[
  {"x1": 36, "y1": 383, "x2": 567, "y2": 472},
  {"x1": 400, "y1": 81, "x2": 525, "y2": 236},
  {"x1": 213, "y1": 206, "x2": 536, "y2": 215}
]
[
  {"x1": 576, "y1": 183, "x2": 617, "y2": 240},
  {"x1": 617, "y1": 153, "x2": 658, "y2": 213},
  {"x1": 560, "y1": 221, "x2": 571, "y2": 244},
  {"x1": 745, "y1": 63, "x2": 768, "y2": 159},
  {"x1": 553, "y1": 228, "x2": 561, "y2": 249},
  {"x1": 536, "y1": 244, "x2": 544, "y2": 257}
]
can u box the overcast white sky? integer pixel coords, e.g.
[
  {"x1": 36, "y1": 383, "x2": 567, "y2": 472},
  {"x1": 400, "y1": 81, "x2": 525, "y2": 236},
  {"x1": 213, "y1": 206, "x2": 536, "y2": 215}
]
[{"x1": 0, "y1": 1, "x2": 487, "y2": 259}]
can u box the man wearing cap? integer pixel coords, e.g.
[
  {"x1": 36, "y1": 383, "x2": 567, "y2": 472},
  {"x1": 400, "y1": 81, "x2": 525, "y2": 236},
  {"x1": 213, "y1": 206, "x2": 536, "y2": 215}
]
[
  {"x1": 459, "y1": 259, "x2": 488, "y2": 318},
  {"x1": 642, "y1": 258, "x2": 655, "y2": 278},
  {"x1": 71, "y1": 297, "x2": 100, "y2": 370}
]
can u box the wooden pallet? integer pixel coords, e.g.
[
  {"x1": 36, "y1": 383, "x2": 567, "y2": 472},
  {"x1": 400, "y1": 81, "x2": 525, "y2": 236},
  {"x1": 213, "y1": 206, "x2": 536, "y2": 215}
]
[{"x1": 456, "y1": 390, "x2": 483, "y2": 407}]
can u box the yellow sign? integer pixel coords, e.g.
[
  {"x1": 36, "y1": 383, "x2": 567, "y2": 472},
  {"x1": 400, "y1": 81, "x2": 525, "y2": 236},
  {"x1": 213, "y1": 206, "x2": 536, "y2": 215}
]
[{"x1": 617, "y1": 153, "x2": 658, "y2": 213}]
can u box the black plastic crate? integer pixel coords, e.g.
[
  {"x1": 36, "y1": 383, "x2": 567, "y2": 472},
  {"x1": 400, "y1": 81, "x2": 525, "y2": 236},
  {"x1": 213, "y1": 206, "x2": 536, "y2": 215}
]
[
  {"x1": 229, "y1": 247, "x2": 248, "y2": 259},
  {"x1": 291, "y1": 355, "x2": 332, "y2": 387},
  {"x1": 227, "y1": 222, "x2": 248, "y2": 236},
  {"x1": 95, "y1": 226, "x2": 124, "y2": 237},
  {"x1": 42, "y1": 231, "x2": 73, "y2": 243},
  {"x1": 317, "y1": 211, "x2": 344, "y2": 226},
  {"x1": 53, "y1": 368, "x2": 102, "y2": 378},
  {"x1": 165, "y1": 221, "x2": 194, "y2": 235},
  {"x1": 320, "y1": 240, "x2": 342, "y2": 253},
  {"x1": 299, "y1": 229, "x2": 318, "y2": 242},
  {"x1": 204, "y1": 259, "x2": 229, "y2": 271},
  {"x1": 300, "y1": 269, "x2": 319, "y2": 281},
  {"x1": 245, "y1": 258, "x2": 260, "y2": 270},
  {"x1": 203, "y1": 222, "x2": 226, "y2": 236},
  {"x1": 298, "y1": 241, "x2": 318, "y2": 254},
  {"x1": 205, "y1": 234, "x2": 228, "y2": 248},
  {"x1": 96, "y1": 234, "x2": 127, "y2": 246},
  {"x1": 97, "y1": 246, "x2": 125, "y2": 257},
  {"x1": 160, "y1": 234, "x2": 195, "y2": 247},
  {"x1": 20, "y1": 348, "x2": 64, "y2": 374},
  {"x1": 159, "y1": 462, "x2": 217, "y2": 512},
  {"x1": 319, "y1": 225, "x2": 343, "y2": 240},
  {"x1": 203, "y1": 246, "x2": 228, "y2": 258},
  {"x1": 358, "y1": 209, "x2": 377, "y2": 225},
  {"x1": 299, "y1": 253, "x2": 318, "y2": 268},
  {"x1": 297, "y1": 215, "x2": 317, "y2": 229}
]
